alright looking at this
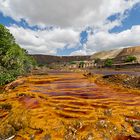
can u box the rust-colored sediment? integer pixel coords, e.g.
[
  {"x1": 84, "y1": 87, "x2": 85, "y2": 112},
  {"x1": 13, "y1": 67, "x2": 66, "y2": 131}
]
[{"x1": 0, "y1": 72, "x2": 140, "y2": 140}]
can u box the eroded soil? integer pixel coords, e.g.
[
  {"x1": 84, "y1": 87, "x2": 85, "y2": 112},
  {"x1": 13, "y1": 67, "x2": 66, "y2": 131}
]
[{"x1": 0, "y1": 72, "x2": 140, "y2": 140}]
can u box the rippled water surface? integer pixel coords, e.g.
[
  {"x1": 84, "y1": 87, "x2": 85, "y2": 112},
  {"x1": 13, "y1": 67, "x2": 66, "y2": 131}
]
[
  {"x1": 31, "y1": 72, "x2": 140, "y2": 109},
  {"x1": 2, "y1": 72, "x2": 140, "y2": 140}
]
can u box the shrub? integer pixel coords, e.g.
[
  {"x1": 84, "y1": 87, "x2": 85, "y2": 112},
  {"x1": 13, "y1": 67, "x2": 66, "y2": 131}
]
[
  {"x1": 0, "y1": 24, "x2": 36, "y2": 85},
  {"x1": 69, "y1": 61, "x2": 76, "y2": 65},
  {"x1": 125, "y1": 56, "x2": 137, "y2": 63},
  {"x1": 104, "y1": 58, "x2": 113, "y2": 67}
]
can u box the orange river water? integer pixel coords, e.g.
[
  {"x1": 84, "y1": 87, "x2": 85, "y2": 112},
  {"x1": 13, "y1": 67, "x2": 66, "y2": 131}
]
[{"x1": 0, "y1": 72, "x2": 140, "y2": 140}]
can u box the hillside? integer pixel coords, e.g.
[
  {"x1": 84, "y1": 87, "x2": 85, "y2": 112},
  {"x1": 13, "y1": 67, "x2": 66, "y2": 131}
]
[
  {"x1": 91, "y1": 46, "x2": 140, "y2": 62},
  {"x1": 32, "y1": 55, "x2": 91, "y2": 65},
  {"x1": 90, "y1": 49, "x2": 122, "y2": 60},
  {"x1": 116, "y1": 46, "x2": 140, "y2": 57},
  {"x1": 115, "y1": 46, "x2": 140, "y2": 62},
  {"x1": 32, "y1": 46, "x2": 140, "y2": 65}
]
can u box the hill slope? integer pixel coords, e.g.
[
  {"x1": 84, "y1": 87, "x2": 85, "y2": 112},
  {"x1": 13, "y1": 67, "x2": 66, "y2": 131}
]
[
  {"x1": 116, "y1": 46, "x2": 140, "y2": 62},
  {"x1": 32, "y1": 46, "x2": 140, "y2": 65},
  {"x1": 91, "y1": 46, "x2": 140, "y2": 62},
  {"x1": 32, "y1": 55, "x2": 91, "y2": 65},
  {"x1": 90, "y1": 49, "x2": 123, "y2": 60}
]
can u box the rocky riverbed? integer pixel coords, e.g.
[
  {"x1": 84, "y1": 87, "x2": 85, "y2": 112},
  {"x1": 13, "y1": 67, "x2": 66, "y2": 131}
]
[{"x1": 0, "y1": 72, "x2": 140, "y2": 140}]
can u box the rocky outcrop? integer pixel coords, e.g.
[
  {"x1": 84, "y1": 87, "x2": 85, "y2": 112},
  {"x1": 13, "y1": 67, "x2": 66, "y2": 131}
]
[
  {"x1": 4, "y1": 78, "x2": 25, "y2": 92},
  {"x1": 115, "y1": 46, "x2": 140, "y2": 62},
  {"x1": 116, "y1": 46, "x2": 140, "y2": 57},
  {"x1": 102, "y1": 74, "x2": 140, "y2": 89}
]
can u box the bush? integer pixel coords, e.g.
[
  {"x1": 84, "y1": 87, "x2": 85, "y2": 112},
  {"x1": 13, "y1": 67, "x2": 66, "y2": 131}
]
[
  {"x1": 104, "y1": 58, "x2": 113, "y2": 67},
  {"x1": 0, "y1": 71, "x2": 16, "y2": 85},
  {"x1": 69, "y1": 61, "x2": 76, "y2": 65},
  {"x1": 0, "y1": 24, "x2": 36, "y2": 85},
  {"x1": 125, "y1": 56, "x2": 137, "y2": 63}
]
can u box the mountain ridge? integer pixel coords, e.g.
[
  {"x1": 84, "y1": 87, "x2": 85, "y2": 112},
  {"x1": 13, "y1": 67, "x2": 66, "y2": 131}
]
[{"x1": 32, "y1": 46, "x2": 140, "y2": 64}]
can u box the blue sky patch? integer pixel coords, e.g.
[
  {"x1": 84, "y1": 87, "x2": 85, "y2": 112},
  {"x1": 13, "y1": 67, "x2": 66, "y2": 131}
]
[
  {"x1": 0, "y1": 12, "x2": 40, "y2": 30},
  {"x1": 110, "y1": 3, "x2": 140, "y2": 33}
]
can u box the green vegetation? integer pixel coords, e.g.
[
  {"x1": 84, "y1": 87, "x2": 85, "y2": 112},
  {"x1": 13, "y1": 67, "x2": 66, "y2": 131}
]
[
  {"x1": 69, "y1": 61, "x2": 76, "y2": 65},
  {"x1": 38, "y1": 63, "x2": 47, "y2": 67},
  {"x1": 125, "y1": 55, "x2": 137, "y2": 63},
  {"x1": 104, "y1": 58, "x2": 113, "y2": 67},
  {"x1": 79, "y1": 61, "x2": 84, "y2": 68},
  {"x1": 0, "y1": 24, "x2": 36, "y2": 85}
]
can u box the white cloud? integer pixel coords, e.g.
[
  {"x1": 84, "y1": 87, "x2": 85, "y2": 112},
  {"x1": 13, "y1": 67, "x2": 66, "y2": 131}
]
[
  {"x1": 1, "y1": 0, "x2": 140, "y2": 55},
  {"x1": 0, "y1": 0, "x2": 139, "y2": 28},
  {"x1": 84, "y1": 25, "x2": 140, "y2": 54},
  {"x1": 8, "y1": 25, "x2": 80, "y2": 55},
  {"x1": 8, "y1": 24, "x2": 140, "y2": 56}
]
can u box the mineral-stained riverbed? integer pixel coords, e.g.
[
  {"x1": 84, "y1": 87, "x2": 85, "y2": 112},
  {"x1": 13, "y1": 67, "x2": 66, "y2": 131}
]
[{"x1": 0, "y1": 72, "x2": 140, "y2": 140}]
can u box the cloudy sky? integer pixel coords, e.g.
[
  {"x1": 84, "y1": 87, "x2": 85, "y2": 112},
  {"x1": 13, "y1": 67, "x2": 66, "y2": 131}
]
[{"x1": 0, "y1": 0, "x2": 140, "y2": 56}]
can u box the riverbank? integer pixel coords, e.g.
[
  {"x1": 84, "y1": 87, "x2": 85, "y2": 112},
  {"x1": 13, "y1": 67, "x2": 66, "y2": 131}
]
[
  {"x1": 85, "y1": 73, "x2": 140, "y2": 94},
  {"x1": 89, "y1": 68, "x2": 140, "y2": 76},
  {"x1": 0, "y1": 72, "x2": 140, "y2": 139}
]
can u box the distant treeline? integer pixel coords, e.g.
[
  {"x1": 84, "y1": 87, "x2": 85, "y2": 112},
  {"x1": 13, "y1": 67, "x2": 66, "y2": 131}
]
[{"x1": 0, "y1": 24, "x2": 36, "y2": 85}]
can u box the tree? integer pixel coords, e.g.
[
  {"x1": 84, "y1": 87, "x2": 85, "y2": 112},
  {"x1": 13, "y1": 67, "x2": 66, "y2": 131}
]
[
  {"x1": 0, "y1": 24, "x2": 15, "y2": 66},
  {"x1": 0, "y1": 24, "x2": 36, "y2": 85},
  {"x1": 104, "y1": 58, "x2": 113, "y2": 67},
  {"x1": 125, "y1": 56, "x2": 137, "y2": 63}
]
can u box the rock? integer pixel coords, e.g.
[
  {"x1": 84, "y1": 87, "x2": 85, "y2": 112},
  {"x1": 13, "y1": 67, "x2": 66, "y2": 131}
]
[
  {"x1": 83, "y1": 72, "x2": 93, "y2": 78},
  {"x1": 41, "y1": 134, "x2": 51, "y2": 140},
  {"x1": 104, "y1": 109, "x2": 112, "y2": 116},
  {"x1": 30, "y1": 134, "x2": 35, "y2": 140},
  {"x1": 64, "y1": 126, "x2": 77, "y2": 140},
  {"x1": 0, "y1": 124, "x2": 16, "y2": 140},
  {"x1": 113, "y1": 135, "x2": 140, "y2": 140},
  {"x1": 85, "y1": 133, "x2": 94, "y2": 140},
  {"x1": 4, "y1": 79, "x2": 25, "y2": 92},
  {"x1": 96, "y1": 120, "x2": 108, "y2": 129},
  {"x1": 64, "y1": 134, "x2": 77, "y2": 140},
  {"x1": 73, "y1": 120, "x2": 83, "y2": 129},
  {"x1": 5, "y1": 135, "x2": 15, "y2": 140},
  {"x1": 133, "y1": 124, "x2": 140, "y2": 133}
]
